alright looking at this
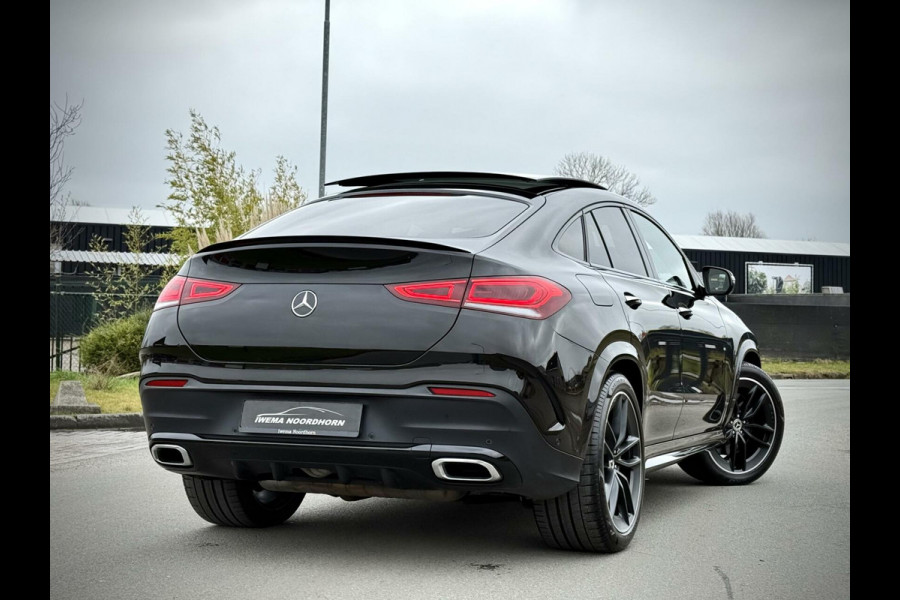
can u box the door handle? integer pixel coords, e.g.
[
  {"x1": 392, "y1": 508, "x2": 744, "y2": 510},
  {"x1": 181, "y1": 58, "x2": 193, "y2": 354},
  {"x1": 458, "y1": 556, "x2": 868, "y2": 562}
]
[
  {"x1": 678, "y1": 306, "x2": 693, "y2": 318},
  {"x1": 623, "y1": 293, "x2": 642, "y2": 309}
]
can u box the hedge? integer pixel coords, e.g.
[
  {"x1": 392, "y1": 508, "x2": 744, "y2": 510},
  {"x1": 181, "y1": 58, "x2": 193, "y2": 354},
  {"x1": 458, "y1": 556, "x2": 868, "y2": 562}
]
[{"x1": 80, "y1": 310, "x2": 151, "y2": 374}]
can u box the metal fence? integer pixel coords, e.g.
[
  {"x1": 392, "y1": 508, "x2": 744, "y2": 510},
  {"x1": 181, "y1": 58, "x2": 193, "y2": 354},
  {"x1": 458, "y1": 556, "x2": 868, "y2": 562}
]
[{"x1": 49, "y1": 289, "x2": 155, "y2": 372}]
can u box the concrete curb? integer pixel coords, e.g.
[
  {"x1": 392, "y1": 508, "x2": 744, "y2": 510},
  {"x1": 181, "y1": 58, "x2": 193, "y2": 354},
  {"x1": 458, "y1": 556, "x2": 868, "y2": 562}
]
[{"x1": 50, "y1": 413, "x2": 145, "y2": 430}]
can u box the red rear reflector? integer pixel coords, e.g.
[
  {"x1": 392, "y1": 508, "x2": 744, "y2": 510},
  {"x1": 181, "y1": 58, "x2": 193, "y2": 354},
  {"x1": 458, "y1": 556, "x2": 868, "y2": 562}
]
[
  {"x1": 428, "y1": 387, "x2": 495, "y2": 397},
  {"x1": 388, "y1": 279, "x2": 467, "y2": 307},
  {"x1": 153, "y1": 276, "x2": 240, "y2": 310},
  {"x1": 145, "y1": 379, "x2": 188, "y2": 388},
  {"x1": 386, "y1": 276, "x2": 570, "y2": 319}
]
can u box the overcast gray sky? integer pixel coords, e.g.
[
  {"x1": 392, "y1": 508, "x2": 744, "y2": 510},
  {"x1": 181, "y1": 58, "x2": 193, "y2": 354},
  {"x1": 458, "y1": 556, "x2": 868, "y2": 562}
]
[{"x1": 50, "y1": 0, "x2": 850, "y2": 242}]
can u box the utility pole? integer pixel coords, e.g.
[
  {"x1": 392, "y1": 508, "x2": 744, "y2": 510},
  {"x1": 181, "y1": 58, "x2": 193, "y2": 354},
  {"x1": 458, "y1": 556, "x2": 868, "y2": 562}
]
[{"x1": 318, "y1": 0, "x2": 331, "y2": 198}]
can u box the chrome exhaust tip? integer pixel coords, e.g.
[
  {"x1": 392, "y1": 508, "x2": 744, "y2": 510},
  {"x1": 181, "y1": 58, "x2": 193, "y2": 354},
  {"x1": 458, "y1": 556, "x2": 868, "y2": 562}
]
[
  {"x1": 151, "y1": 444, "x2": 192, "y2": 467},
  {"x1": 431, "y1": 458, "x2": 502, "y2": 482}
]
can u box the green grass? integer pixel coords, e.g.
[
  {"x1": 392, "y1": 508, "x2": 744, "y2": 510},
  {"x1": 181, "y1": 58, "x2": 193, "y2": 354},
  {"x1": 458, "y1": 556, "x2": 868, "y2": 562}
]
[
  {"x1": 50, "y1": 371, "x2": 141, "y2": 414},
  {"x1": 761, "y1": 359, "x2": 850, "y2": 379}
]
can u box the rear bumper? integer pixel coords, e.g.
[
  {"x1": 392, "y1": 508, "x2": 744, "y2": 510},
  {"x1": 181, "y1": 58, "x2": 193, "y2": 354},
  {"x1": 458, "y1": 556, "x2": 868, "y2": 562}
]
[{"x1": 141, "y1": 379, "x2": 582, "y2": 500}]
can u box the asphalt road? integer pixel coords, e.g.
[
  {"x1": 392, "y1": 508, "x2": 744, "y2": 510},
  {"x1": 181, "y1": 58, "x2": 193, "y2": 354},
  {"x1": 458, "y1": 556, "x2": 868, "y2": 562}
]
[{"x1": 50, "y1": 380, "x2": 850, "y2": 600}]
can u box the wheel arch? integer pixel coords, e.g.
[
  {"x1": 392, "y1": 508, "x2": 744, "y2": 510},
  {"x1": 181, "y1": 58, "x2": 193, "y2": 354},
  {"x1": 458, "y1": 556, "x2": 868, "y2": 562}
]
[{"x1": 589, "y1": 339, "x2": 646, "y2": 415}]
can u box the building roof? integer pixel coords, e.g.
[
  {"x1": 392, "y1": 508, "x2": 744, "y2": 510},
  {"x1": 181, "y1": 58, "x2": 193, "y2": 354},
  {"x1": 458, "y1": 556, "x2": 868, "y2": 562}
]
[
  {"x1": 49, "y1": 206, "x2": 850, "y2": 258},
  {"x1": 51, "y1": 206, "x2": 176, "y2": 228},
  {"x1": 672, "y1": 235, "x2": 850, "y2": 257},
  {"x1": 50, "y1": 250, "x2": 182, "y2": 266}
]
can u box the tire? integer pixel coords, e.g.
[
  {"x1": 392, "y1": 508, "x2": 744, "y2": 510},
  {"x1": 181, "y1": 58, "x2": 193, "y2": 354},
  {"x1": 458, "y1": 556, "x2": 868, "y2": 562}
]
[
  {"x1": 182, "y1": 475, "x2": 304, "y2": 527},
  {"x1": 679, "y1": 363, "x2": 785, "y2": 485},
  {"x1": 533, "y1": 373, "x2": 644, "y2": 552}
]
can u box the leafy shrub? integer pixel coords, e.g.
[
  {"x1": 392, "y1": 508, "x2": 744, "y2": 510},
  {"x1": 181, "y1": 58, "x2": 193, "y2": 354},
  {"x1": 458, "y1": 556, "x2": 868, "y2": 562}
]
[{"x1": 80, "y1": 310, "x2": 151, "y2": 375}]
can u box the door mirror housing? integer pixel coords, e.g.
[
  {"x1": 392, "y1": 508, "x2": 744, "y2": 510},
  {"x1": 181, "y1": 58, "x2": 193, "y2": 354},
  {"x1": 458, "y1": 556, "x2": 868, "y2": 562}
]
[{"x1": 701, "y1": 266, "x2": 735, "y2": 296}]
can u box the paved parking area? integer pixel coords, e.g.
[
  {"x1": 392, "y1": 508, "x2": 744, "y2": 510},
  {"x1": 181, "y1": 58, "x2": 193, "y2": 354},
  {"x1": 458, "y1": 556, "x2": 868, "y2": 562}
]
[{"x1": 50, "y1": 380, "x2": 850, "y2": 600}]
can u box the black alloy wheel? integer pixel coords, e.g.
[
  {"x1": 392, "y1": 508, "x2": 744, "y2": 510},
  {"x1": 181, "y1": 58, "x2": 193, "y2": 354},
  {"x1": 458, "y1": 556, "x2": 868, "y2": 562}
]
[
  {"x1": 534, "y1": 373, "x2": 644, "y2": 552},
  {"x1": 680, "y1": 363, "x2": 784, "y2": 485},
  {"x1": 603, "y1": 387, "x2": 643, "y2": 534}
]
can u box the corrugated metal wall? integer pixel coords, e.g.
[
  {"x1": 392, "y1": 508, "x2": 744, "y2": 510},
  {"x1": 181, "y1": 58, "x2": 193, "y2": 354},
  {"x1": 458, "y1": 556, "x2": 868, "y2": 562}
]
[
  {"x1": 60, "y1": 223, "x2": 173, "y2": 253},
  {"x1": 683, "y1": 250, "x2": 851, "y2": 293}
]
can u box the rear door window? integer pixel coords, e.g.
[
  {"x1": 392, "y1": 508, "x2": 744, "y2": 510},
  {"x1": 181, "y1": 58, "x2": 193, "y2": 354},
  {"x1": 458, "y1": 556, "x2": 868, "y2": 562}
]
[{"x1": 591, "y1": 207, "x2": 647, "y2": 276}]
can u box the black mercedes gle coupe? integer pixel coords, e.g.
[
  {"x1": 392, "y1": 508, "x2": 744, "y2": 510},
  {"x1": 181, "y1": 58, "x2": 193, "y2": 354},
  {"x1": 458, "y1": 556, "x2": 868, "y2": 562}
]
[{"x1": 140, "y1": 172, "x2": 784, "y2": 552}]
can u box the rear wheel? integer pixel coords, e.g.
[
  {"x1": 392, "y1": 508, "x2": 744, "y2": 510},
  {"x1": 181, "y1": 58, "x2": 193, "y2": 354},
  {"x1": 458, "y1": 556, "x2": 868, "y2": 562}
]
[
  {"x1": 679, "y1": 363, "x2": 784, "y2": 485},
  {"x1": 533, "y1": 373, "x2": 644, "y2": 552},
  {"x1": 182, "y1": 475, "x2": 304, "y2": 527}
]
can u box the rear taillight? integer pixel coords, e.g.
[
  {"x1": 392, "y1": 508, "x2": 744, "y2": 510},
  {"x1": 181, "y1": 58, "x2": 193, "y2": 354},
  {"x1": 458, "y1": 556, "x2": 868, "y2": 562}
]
[
  {"x1": 386, "y1": 276, "x2": 571, "y2": 319},
  {"x1": 154, "y1": 276, "x2": 240, "y2": 311},
  {"x1": 387, "y1": 279, "x2": 467, "y2": 307},
  {"x1": 155, "y1": 276, "x2": 186, "y2": 310}
]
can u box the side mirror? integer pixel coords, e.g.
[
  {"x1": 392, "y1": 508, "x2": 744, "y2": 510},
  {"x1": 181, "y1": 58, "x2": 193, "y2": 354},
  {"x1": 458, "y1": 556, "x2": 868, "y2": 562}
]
[{"x1": 702, "y1": 266, "x2": 735, "y2": 296}]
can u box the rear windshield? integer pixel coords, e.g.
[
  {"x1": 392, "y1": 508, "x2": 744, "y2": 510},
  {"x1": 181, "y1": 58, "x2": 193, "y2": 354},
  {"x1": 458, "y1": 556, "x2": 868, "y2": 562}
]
[{"x1": 244, "y1": 194, "x2": 528, "y2": 240}]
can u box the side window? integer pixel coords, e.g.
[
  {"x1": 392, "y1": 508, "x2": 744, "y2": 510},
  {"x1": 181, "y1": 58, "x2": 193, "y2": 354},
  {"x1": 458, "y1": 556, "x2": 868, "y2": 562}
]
[
  {"x1": 631, "y1": 212, "x2": 693, "y2": 289},
  {"x1": 591, "y1": 207, "x2": 647, "y2": 276},
  {"x1": 557, "y1": 216, "x2": 585, "y2": 261},
  {"x1": 585, "y1": 213, "x2": 611, "y2": 267}
]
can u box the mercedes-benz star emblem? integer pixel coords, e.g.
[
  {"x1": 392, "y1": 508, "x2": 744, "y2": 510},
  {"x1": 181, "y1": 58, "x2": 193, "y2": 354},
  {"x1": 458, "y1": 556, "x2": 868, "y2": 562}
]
[{"x1": 291, "y1": 291, "x2": 318, "y2": 318}]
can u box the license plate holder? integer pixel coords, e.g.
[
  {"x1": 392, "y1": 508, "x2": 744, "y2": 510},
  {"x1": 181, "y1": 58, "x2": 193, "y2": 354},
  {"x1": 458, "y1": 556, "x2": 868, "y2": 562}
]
[{"x1": 239, "y1": 400, "x2": 363, "y2": 437}]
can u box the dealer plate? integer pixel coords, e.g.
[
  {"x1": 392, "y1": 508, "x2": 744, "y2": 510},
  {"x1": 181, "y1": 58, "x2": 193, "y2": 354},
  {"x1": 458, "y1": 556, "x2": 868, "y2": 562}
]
[{"x1": 239, "y1": 400, "x2": 363, "y2": 437}]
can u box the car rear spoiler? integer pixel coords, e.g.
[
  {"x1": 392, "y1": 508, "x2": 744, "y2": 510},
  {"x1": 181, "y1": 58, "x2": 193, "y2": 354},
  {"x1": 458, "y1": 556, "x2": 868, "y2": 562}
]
[{"x1": 197, "y1": 235, "x2": 474, "y2": 256}]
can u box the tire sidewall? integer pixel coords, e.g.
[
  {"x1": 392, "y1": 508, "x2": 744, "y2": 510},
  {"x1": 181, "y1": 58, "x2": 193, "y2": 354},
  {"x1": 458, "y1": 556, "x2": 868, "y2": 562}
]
[{"x1": 590, "y1": 373, "x2": 645, "y2": 547}]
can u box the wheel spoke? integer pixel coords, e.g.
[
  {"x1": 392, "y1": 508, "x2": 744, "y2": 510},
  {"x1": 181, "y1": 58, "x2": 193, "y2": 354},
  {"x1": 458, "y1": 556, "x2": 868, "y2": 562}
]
[
  {"x1": 740, "y1": 384, "x2": 759, "y2": 417},
  {"x1": 604, "y1": 441, "x2": 614, "y2": 460},
  {"x1": 605, "y1": 421, "x2": 618, "y2": 451},
  {"x1": 611, "y1": 396, "x2": 628, "y2": 445},
  {"x1": 728, "y1": 436, "x2": 737, "y2": 471},
  {"x1": 607, "y1": 472, "x2": 620, "y2": 515},
  {"x1": 744, "y1": 430, "x2": 771, "y2": 448},
  {"x1": 615, "y1": 434, "x2": 639, "y2": 456},
  {"x1": 617, "y1": 455, "x2": 641, "y2": 469},
  {"x1": 616, "y1": 471, "x2": 634, "y2": 524},
  {"x1": 744, "y1": 389, "x2": 767, "y2": 420},
  {"x1": 745, "y1": 423, "x2": 774, "y2": 433},
  {"x1": 734, "y1": 434, "x2": 747, "y2": 471}
]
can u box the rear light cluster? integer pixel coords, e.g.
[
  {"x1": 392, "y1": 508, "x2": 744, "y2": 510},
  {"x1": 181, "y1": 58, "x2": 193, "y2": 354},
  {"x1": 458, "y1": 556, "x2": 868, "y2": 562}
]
[
  {"x1": 154, "y1": 276, "x2": 240, "y2": 310},
  {"x1": 387, "y1": 276, "x2": 571, "y2": 320}
]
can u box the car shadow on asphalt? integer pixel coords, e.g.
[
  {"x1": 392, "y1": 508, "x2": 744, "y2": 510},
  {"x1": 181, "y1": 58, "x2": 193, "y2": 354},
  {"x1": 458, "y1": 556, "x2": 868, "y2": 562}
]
[{"x1": 154, "y1": 467, "x2": 710, "y2": 562}]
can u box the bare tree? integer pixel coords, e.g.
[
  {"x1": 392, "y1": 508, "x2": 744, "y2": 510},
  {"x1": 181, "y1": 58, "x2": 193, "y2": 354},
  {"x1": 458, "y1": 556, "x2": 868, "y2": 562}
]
[
  {"x1": 701, "y1": 210, "x2": 766, "y2": 238},
  {"x1": 554, "y1": 152, "x2": 656, "y2": 206},
  {"x1": 50, "y1": 99, "x2": 83, "y2": 251}
]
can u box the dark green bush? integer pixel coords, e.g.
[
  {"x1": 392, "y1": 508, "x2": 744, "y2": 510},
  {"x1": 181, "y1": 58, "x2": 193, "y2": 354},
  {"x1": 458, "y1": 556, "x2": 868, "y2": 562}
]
[{"x1": 80, "y1": 310, "x2": 151, "y2": 374}]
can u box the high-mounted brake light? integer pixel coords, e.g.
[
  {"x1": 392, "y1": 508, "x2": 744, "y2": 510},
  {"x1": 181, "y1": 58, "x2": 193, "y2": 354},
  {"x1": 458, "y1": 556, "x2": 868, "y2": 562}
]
[
  {"x1": 386, "y1": 276, "x2": 570, "y2": 319},
  {"x1": 154, "y1": 276, "x2": 240, "y2": 310}
]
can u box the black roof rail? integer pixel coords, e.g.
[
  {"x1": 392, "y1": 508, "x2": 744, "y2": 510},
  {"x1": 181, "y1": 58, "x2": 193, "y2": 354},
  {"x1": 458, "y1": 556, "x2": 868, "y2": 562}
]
[{"x1": 325, "y1": 171, "x2": 606, "y2": 197}]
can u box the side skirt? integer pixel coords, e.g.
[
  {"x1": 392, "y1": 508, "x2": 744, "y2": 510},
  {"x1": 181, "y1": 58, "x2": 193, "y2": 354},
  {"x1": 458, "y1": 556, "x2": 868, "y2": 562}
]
[{"x1": 644, "y1": 431, "x2": 726, "y2": 473}]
